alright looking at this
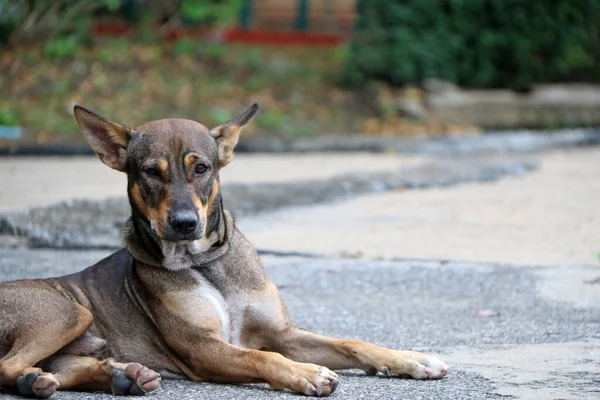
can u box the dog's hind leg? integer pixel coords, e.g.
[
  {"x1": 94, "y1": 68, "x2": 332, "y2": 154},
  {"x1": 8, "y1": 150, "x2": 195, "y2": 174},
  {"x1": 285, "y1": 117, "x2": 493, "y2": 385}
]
[
  {"x1": 37, "y1": 355, "x2": 161, "y2": 396},
  {"x1": 0, "y1": 283, "x2": 93, "y2": 398},
  {"x1": 57, "y1": 331, "x2": 109, "y2": 359}
]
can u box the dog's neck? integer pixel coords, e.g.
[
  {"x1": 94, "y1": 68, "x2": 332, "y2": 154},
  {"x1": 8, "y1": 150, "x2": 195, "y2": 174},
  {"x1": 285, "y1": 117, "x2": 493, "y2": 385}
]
[{"x1": 122, "y1": 206, "x2": 235, "y2": 271}]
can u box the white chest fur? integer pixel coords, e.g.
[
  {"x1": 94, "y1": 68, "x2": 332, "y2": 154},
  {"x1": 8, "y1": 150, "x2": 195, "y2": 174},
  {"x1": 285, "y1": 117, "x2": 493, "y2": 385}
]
[{"x1": 189, "y1": 271, "x2": 232, "y2": 342}]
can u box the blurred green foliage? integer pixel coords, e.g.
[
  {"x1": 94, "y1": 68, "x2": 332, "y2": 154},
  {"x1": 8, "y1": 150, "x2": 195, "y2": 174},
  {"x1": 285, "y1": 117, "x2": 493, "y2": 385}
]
[
  {"x1": 0, "y1": 106, "x2": 18, "y2": 126},
  {"x1": 0, "y1": 0, "x2": 241, "y2": 51},
  {"x1": 344, "y1": 0, "x2": 600, "y2": 89},
  {"x1": 0, "y1": 0, "x2": 119, "y2": 48},
  {"x1": 180, "y1": 0, "x2": 242, "y2": 26},
  {"x1": 1, "y1": 40, "x2": 357, "y2": 138},
  {"x1": 44, "y1": 35, "x2": 81, "y2": 60}
]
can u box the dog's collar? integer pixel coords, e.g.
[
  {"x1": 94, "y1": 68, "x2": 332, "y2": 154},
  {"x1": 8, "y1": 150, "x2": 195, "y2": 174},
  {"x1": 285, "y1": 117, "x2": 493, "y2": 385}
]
[{"x1": 122, "y1": 210, "x2": 235, "y2": 269}]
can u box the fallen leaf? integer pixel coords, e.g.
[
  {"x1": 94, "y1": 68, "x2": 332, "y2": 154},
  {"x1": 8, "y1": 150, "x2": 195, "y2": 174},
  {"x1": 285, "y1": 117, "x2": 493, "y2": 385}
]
[{"x1": 475, "y1": 310, "x2": 498, "y2": 318}]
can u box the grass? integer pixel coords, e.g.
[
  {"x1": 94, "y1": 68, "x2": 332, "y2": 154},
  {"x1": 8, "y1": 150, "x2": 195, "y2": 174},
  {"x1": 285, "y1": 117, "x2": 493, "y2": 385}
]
[{"x1": 0, "y1": 38, "x2": 368, "y2": 142}]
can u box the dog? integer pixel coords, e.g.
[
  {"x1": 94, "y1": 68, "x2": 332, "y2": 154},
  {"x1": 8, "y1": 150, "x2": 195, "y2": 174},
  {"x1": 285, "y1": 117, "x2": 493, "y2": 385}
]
[{"x1": 0, "y1": 104, "x2": 448, "y2": 398}]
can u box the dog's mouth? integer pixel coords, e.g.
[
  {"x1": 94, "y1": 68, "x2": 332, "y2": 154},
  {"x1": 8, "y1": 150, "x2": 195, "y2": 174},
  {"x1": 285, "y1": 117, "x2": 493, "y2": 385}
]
[
  {"x1": 159, "y1": 237, "x2": 214, "y2": 257},
  {"x1": 151, "y1": 218, "x2": 219, "y2": 256},
  {"x1": 163, "y1": 233, "x2": 202, "y2": 242}
]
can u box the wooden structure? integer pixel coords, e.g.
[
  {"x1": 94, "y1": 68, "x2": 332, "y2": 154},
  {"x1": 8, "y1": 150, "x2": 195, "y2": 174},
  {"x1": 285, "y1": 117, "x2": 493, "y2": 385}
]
[
  {"x1": 242, "y1": 0, "x2": 356, "y2": 33},
  {"x1": 94, "y1": 0, "x2": 357, "y2": 46}
]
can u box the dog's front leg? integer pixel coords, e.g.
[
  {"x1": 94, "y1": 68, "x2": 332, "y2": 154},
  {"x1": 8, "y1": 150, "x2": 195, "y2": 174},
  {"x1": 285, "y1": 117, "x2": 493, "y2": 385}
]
[
  {"x1": 271, "y1": 328, "x2": 449, "y2": 380},
  {"x1": 168, "y1": 334, "x2": 339, "y2": 396},
  {"x1": 143, "y1": 275, "x2": 339, "y2": 397},
  {"x1": 247, "y1": 281, "x2": 448, "y2": 380}
]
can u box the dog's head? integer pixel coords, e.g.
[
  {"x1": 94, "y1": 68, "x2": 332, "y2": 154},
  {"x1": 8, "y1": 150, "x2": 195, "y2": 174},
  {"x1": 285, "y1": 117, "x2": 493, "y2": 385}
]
[{"x1": 74, "y1": 104, "x2": 258, "y2": 245}]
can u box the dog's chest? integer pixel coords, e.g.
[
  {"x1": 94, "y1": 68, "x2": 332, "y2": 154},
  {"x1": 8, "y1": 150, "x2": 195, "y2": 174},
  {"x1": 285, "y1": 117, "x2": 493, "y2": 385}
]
[{"x1": 189, "y1": 271, "x2": 245, "y2": 345}]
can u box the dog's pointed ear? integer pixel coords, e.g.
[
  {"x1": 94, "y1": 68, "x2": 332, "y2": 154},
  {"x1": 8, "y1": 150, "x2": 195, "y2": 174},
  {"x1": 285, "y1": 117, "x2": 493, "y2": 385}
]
[
  {"x1": 74, "y1": 105, "x2": 131, "y2": 172},
  {"x1": 209, "y1": 103, "x2": 259, "y2": 168}
]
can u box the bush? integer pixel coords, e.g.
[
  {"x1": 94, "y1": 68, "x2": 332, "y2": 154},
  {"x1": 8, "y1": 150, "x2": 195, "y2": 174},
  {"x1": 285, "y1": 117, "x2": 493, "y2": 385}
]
[
  {"x1": 0, "y1": 0, "x2": 242, "y2": 50},
  {"x1": 343, "y1": 0, "x2": 600, "y2": 89},
  {"x1": 0, "y1": 1, "x2": 121, "y2": 48}
]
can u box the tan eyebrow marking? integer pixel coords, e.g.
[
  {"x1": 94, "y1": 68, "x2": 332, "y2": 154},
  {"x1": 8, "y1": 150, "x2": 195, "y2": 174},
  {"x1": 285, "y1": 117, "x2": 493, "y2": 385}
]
[
  {"x1": 184, "y1": 154, "x2": 198, "y2": 169},
  {"x1": 157, "y1": 159, "x2": 169, "y2": 174}
]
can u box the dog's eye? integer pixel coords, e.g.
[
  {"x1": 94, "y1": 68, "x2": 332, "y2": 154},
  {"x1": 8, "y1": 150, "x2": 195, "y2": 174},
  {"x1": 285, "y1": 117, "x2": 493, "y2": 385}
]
[
  {"x1": 195, "y1": 164, "x2": 208, "y2": 175},
  {"x1": 143, "y1": 166, "x2": 159, "y2": 176}
]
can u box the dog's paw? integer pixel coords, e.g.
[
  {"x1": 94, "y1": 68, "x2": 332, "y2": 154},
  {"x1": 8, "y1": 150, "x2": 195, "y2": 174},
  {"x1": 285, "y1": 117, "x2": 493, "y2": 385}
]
[
  {"x1": 405, "y1": 355, "x2": 449, "y2": 380},
  {"x1": 304, "y1": 366, "x2": 339, "y2": 397},
  {"x1": 16, "y1": 371, "x2": 59, "y2": 399},
  {"x1": 382, "y1": 351, "x2": 449, "y2": 380},
  {"x1": 109, "y1": 361, "x2": 161, "y2": 396},
  {"x1": 280, "y1": 364, "x2": 339, "y2": 397}
]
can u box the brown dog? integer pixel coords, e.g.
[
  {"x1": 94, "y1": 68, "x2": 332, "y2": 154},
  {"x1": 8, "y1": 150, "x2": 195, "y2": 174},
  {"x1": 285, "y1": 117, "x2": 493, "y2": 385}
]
[{"x1": 0, "y1": 104, "x2": 448, "y2": 398}]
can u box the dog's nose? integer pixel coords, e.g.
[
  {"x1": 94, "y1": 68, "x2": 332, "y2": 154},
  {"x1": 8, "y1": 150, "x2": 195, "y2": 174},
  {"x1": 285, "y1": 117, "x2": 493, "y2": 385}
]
[{"x1": 169, "y1": 211, "x2": 199, "y2": 235}]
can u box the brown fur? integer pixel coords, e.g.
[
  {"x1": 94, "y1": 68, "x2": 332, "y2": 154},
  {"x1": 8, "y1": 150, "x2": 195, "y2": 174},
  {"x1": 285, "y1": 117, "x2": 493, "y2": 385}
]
[
  {"x1": 0, "y1": 104, "x2": 447, "y2": 398},
  {"x1": 130, "y1": 184, "x2": 148, "y2": 217}
]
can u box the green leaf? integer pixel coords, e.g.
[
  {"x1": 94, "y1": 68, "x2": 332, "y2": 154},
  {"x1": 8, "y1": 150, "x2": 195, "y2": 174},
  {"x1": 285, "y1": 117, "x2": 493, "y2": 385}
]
[{"x1": 103, "y1": 0, "x2": 121, "y2": 11}]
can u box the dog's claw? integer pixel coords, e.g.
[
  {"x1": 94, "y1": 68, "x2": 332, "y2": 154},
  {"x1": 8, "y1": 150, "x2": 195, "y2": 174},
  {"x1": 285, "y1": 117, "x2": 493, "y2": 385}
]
[{"x1": 328, "y1": 375, "x2": 339, "y2": 392}]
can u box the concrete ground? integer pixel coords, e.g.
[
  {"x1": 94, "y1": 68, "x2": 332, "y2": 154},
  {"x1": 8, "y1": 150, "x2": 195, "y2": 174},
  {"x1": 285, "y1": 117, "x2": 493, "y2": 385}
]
[
  {"x1": 0, "y1": 250, "x2": 598, "y2": 400},
  {"x1": 238, "y1": 148, "x2": 600, "y2": 266},
  {"x1": 0, "y1": 153, "x2": 421, "y2": 212},
  {"x1": 1, "y1": 147, "x2": 599, "y2": 399}
]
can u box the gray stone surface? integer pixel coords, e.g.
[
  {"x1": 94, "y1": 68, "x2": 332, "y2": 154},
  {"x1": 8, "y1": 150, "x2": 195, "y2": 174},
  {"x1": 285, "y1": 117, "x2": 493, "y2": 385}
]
[
  {"x1": 0, "y1": 249, "x2": 598, "y2": 399},
  {"x1": 236, "y1": 128, "x2": 600, "y2": 154},
  {"x1": 3, "y1": 128, "x2": 599, "y2": 157},
  {"x1": 0, "y1": 156, "x2": 536, "y2": 250},
  {"x1": 425, "y1": 83, "x2": 600, "y2": 129}
]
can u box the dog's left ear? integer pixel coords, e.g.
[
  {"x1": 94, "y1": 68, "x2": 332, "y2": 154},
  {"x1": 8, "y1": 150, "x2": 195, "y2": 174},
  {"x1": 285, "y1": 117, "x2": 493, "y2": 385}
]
[{"x1": 210, "y1": 103, "x2": 259, "y2": 168}]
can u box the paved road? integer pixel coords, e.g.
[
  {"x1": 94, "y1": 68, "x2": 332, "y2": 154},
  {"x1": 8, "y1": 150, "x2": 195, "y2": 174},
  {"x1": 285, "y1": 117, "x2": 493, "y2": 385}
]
[
  {"x1": 1, "y1": 249, "x2": 598, "y2": 400},
  {"x1": 1, "y1": 148, "x2": 599, "y2": 399},
  {"x1": 240, "y1": 148, "x2": 600, "y2": 266},
  {"x1": 0, "y1": 153, "x2": 420, "y2": 212}
]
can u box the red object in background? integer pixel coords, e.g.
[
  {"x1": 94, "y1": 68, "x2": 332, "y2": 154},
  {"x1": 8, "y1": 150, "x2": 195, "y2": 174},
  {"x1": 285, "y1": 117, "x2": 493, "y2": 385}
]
[
  {"x1": 94, "y1": 22, "x2": 346, "y2": 46},
  {"x1": 165, "y1": 27, "x2": 212, "y2": 41},
  {"x1": 93, "y1": 21, "x2": 132, "y2": 36},
  {"x1": 166, "y1": 27, "x2": 346, "y2": 46},
  {"x1": 223, "y1": 28, "x2": 345, "y2": 46}
]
